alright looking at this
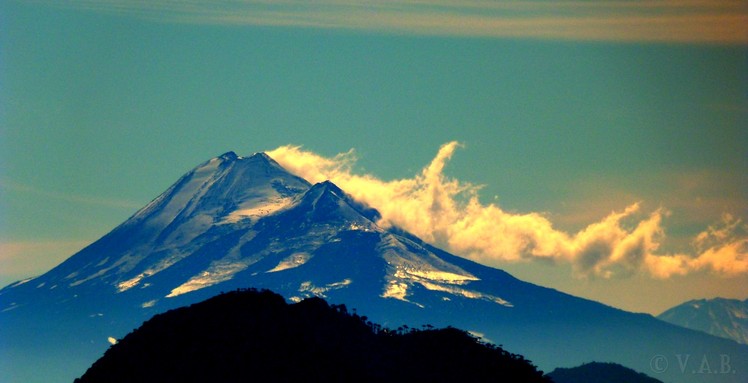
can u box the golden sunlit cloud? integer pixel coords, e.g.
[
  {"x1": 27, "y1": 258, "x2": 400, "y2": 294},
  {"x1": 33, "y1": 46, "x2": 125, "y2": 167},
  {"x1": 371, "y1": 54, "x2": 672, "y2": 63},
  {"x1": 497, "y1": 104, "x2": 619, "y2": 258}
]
[
  {"x1": 30, "y1": 0, "x2": 748, "y2": 45},
  {"x1": 268, "y1": 142, "x2": 748, "y2": 279}
]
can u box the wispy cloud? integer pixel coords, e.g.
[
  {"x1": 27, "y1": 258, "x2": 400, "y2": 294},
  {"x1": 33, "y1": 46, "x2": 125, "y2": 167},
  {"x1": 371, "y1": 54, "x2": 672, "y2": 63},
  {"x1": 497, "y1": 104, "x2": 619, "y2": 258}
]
[
  {"x1": 268, "y1": 142, "x2": 748, "y2": 279},
  {"x1": 29, "y1": 0, "x2": 748, "y2": 45},
  {"x1": 0, "y1": 178, "x2": 141, "y2": 210}
]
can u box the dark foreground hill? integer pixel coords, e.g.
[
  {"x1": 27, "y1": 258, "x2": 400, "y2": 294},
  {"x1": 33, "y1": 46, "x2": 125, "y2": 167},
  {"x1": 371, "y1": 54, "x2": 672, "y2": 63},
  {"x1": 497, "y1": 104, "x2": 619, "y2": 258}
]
[
  {"x1": 76, "y1": 289, "x2": 551, "y2": 383},
  {"x1": 547, "y1": 362, "x2": 663, "y2": 383}
]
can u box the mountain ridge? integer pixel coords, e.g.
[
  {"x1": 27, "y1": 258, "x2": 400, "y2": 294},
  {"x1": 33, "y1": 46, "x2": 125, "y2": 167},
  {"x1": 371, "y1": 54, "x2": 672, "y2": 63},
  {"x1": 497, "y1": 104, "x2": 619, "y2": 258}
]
[
  {"x1": 2, "y1": 151, "x2": 746, "y2": 383},
  {"x1": 547, "y1": 362, "x2": 664, "y2": 383},
  {"x1": 658, "y1": 297, "x2": 748, "y2": 345}
]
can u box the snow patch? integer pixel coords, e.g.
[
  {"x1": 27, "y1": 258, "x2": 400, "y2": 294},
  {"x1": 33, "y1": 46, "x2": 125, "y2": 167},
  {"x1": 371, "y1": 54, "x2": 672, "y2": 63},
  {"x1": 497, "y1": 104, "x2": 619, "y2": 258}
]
[
  {"x1": 117, "y1": 274, "x2": 147, "y2": 293},
  {"x1": 166, "y1": 235, "x2": 264, "y2": 298},
  {"x1": 297, "y1": 279, "x2": 352, "y2": 298},
  {"x1": 379, "y1": 233, "x2": 482, "y2": 308},
  {"x1": 382, "y1": 281, "x2": 409, "y2": 301},
  {"x1": 1, "y1": 303, "x2": 19, "y2": 313},
  {"x1": 378, "y1": 235, "x2": 509, "y2": 307},
  {"x1": 348, "y1": 222, "x2": 376, "y2": 232},
  {"x1": 166, "y1": 261, "x2": 251, "y2": 298},
  {"x1": 267, "y1": 252, "x2": 312, "y2": 273},
  {"x1": 72, "y1": 252, "x2": 150, "y2": 288},
  {"x1": 11, "y1": 277, "x2": 35, "y2": 287},
  {"x1": 116, "y1": 250, "x2": 197, "y2": 292},
  {"x1": 379, "y1": 233, "x2": 478, "y2": 286},
  {"x1": 380, "y1": 281, "x2": 424, "y2": 308},
  {"x1": 417, "y1": 280, "x2": 513, "y2": 307},
  {"x1": 222, "y1": 197, "x2": 293, "y2": 224},
  {"x1": 95, "y1": 257, "x2": 110, "y2": 267},
  {"x1": 404, "y1": 269, "x2": 478, "y2": 285}
]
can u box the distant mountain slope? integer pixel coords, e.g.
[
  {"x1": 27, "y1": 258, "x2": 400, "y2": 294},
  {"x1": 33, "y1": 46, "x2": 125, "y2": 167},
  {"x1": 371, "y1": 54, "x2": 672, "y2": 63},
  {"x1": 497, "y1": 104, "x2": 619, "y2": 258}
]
[
  {"x1": 658, "y1": 298, "x2": 748, "y2": 345},
  {"x1": 547, "y1": 362, "x2": 663, "y2": 383},
  {"x1": 2, "y1": 151, "x2": 746, "y2": 383},
  {"x1": 75, "y1": 289, "x2": 551, "y2": 383}
]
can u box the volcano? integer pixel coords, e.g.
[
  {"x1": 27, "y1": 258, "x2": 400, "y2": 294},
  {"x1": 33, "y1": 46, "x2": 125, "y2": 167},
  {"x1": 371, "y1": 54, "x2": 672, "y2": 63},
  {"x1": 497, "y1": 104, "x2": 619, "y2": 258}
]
[{"x1": 2, "y1": 152, "x2": 745, "y2": 383}]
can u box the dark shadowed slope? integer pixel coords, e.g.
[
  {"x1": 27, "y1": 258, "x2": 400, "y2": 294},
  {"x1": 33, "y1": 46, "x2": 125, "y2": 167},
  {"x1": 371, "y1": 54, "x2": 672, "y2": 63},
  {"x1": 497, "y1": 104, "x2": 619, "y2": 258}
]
[
  {"x1": 547, "y1": 362, "x2": 663, "y2": 383},
  {"x1": 75, "y1": 289, "x2": 551, "y2": 383}
]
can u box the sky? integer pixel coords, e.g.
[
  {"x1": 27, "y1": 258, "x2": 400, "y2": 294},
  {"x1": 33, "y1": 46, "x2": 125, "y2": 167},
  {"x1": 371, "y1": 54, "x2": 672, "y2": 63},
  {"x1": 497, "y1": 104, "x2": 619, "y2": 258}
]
[{"x1": 1, "y1": 0, "x2": 746, "y2": 314}]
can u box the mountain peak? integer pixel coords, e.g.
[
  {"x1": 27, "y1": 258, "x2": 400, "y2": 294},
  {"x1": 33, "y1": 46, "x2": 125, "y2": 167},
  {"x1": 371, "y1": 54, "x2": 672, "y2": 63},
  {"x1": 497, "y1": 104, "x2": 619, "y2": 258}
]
[
  {"x1": 4, "y1": 151, "x2": 748, "y2": 383},
  {"x1": 249, "y1": 152, "x2": 272, "y2": 160},
  {"x1": 294, "y1": 180, "x2": 381, "y2": 224},
  {"x1": 217, "y1": 151, "x2": 276, "y2": 165},
  {"x1": 658, "y1": 297, "x2": 748, "y2": 345},
  {"x1": 130, "y1": 151, "x2": 310, "y2": 226},
  {"x1": 218, "y1": 151, "x2": 238, "y2": 161},
  {"x1": 312, "y1": 179, "x2": 345, "y2": 196}
]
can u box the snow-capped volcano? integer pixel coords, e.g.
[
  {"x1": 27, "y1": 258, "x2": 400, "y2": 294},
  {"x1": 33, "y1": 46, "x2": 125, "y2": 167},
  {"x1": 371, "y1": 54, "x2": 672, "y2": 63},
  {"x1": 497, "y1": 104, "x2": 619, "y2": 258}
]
[
  {"x1": 130, "y1": 152, "x2": 309, "y2": 228},
  {"x1": 1, "y1": 152, "x2": 746, "y2": 383},
  {"x1": 658, "y1": 298, "x2": 748, "y2": 345},
  {"x1": 13, "y1": 152, "x2": 310, "y2": 298}
]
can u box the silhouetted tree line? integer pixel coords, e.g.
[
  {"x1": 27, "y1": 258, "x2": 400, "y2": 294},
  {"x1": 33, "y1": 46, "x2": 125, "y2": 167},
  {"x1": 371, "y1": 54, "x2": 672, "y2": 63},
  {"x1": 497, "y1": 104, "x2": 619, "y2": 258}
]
[{"x1": 76, "y1": 288, "x2": 552, "y2": 383}]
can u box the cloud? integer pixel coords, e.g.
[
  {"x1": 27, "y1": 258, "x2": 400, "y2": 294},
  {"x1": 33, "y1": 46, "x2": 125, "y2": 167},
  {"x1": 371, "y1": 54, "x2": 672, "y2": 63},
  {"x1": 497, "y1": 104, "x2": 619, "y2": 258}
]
[
  {"x1": 267, "y1": 142, "x2": 748, "y2": 279},
  {"x1": 31, "y1": 0, "x2": 748, "y2": 45},
  {"x1": 688, "y1": 214, "x2": 748, "y2": 276}
]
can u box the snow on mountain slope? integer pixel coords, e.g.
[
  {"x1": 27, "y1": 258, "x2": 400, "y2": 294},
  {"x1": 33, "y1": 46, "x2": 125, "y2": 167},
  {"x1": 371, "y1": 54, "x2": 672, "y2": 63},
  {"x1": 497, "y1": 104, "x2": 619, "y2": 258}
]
[
  {"x1": 128, "y1": 151, "x2": 309, "y2": 242},
  {"x1": 658, "y1": 298, "x2": 748, "y2": 345},
  {"x1": 0, "y1": 152, "x2": 506, "y2": 317},
  {"x1": 18, "y1": 152, "x2": 311, "y2": 296},
  {"x1": 1, "y1": 151, "x2": 746, "y2": 383}
]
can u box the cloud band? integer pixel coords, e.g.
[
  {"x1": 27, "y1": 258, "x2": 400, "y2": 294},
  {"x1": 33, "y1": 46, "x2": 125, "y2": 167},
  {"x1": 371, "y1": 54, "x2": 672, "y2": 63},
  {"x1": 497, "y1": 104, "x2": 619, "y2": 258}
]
[
  {"x1": 268, "y1": 142, "x2": 748, "y2": 279},
  {"x1": 29, "y1": 0, "x2": 748, "y2": 45}
]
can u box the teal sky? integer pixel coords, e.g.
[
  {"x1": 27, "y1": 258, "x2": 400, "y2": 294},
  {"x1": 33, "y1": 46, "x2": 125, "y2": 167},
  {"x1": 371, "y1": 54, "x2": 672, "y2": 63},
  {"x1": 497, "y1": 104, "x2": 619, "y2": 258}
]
[{"x1": 1, "y1": 1, "x2": 746, "y2": 314}]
